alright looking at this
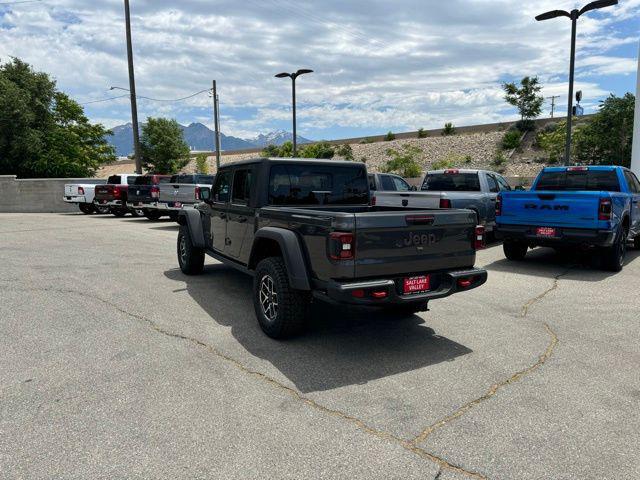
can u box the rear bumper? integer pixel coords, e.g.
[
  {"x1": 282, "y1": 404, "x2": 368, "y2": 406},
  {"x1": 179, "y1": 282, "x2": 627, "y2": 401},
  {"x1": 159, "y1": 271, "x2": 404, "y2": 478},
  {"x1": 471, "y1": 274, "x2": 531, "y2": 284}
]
[
  {"x1": 63, "y1": 196, "x2": 87, "y2": 204},
  {"x1": 320, "y1": 268, "x2": 487, "y2": 307},
  {"x1": 495, "y1": 224, "x2": 616, "y2": 247},
  {"x1": 156, "y1": 202, "x2": 196, "y2": 211},
  {"x1": 94, "y1": 199, "x2": 123, "y2": 208},
  {"x1": 126, "y1": 201, "x2": 157, "y2": 209}
]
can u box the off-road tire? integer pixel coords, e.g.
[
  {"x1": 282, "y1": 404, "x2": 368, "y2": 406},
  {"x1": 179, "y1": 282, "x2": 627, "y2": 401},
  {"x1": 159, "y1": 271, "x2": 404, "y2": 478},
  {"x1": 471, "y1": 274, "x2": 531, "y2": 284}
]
[
  {"x1": 601, "y1": 227, "x2": 627, "y2": 272},
  {"x1": 95, "y1": 206, "x2": 110, "y2": 215},
  {"x1": 130, "y1": 208, "x2": 146, "y2": 218},
  {"x1": 145, "y1": 210, "x2": 162, "y2": 221},
  {"x1": 253, "y1": 257, "x2": 310, "y2": 339},
  {"x1": 79, "y1": 204, "x2": 94, "y2": 215},
  {"x1": 633, "y1": 234, "x2": 640, "y2": 250},
  {"x1": 177, "y1": 225, "x2": 205, "y2": 275},
  {"x1": 111, "y1": 208, "x2": 127, "y2": 217},
  {"x1": 503, "y1": 240, "x2": 528, "y2": 261}
]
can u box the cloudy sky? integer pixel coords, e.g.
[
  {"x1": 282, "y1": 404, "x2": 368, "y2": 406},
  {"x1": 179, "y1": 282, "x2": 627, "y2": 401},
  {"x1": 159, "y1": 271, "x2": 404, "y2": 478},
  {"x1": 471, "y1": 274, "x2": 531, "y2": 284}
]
[{"x1": 1, "y1": 0, "x2": 638, "y2": 140}]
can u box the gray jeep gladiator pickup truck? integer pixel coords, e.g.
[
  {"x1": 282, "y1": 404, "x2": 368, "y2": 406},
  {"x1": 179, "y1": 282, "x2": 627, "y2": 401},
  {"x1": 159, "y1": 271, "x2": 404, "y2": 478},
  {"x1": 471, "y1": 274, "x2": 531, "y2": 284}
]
[{"x1": 177, "y1": 158, "x2": 488, "y2": 338}]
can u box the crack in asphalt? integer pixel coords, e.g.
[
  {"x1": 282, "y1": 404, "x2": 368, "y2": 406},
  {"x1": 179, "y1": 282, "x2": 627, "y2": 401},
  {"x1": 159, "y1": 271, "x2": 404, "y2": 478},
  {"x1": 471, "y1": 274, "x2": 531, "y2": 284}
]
[
  {"x1": 410, "y1": 269, "x2": 570, "y2": 448},
  {"x1": 6, "y1": 285, "x2": 486, "y2": 479}
]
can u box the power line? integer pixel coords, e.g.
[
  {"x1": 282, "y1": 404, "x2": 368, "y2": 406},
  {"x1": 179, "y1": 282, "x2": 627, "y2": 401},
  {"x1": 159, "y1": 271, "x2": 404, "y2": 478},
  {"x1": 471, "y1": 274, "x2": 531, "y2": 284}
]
[
  {"x1": 80, "y1": 88, "x2": 212, "y2": 106},
  {"x1": 80, "y1": 94, "x2": 129, "y2": 106},
  {"x1": 0, "y1": 0, "x2": 42, "y2": 5}
]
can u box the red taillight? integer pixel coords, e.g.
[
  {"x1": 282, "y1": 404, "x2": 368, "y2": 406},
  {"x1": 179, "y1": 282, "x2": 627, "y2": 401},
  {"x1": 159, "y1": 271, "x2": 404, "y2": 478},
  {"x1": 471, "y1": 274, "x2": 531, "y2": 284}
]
[
  {"x1": 195, "y1": 186, "x2": 201, "y2": 200},
  {"x1": 495, "y1": 194, "x2": 502, "y2": 217},
  {"x1": 457, "y1": 278, "x2": 473, "y2": 288},
  {"x1": 351, "y1": 289, "x2": 365, "y2": 298},
  {"x1": 371, "y1": 195, "x2": 377, "y2": 206},
  {"x1": 151, "y1": 186, "x2": 159, "y2": 199},
  {"x1": 371, "y1": 291, "x2": 388, "y2": 299},
  {"x1": 329, "y1": 232, "x2": 355, "y2": 260},
  {"x1": 598, "y1": 198, "x2": 612, "y2": 221},
  {"x1": 78, "y1": 186, "x2": 85, "y2": 195},
  {"x1": 439, "y1": 198, "x2": 452, "y2": 209},
  {"x1": 113, "y1": 186, "x2": 121, "y2": 198},
  {"x1": 474, "y1": 225, "x2": 486, "y2": 250}
]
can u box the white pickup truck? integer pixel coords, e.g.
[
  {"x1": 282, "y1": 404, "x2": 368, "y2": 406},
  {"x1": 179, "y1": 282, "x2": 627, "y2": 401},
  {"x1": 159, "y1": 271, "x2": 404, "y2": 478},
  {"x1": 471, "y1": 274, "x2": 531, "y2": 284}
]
[
  {"x1": 368, "y1": 173, "x2": 441, "y2": 208},
  {"x1": 63, "y1": 182, "x2": 108, "y2": 214}
]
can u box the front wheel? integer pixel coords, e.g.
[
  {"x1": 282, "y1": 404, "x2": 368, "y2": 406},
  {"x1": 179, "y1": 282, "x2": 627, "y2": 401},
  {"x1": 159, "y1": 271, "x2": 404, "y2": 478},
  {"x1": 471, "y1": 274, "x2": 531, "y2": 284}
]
[
  {"x1": 79, "y1": 204, "x2": 94, "y2": 215},
  {"x1": 131, "y1": 208, "x2": 146, "y2": 218},
  {"x1": 503, "y1": 240, "x2": 528, "y2": 261},
  {"x1": 145, "y1": 210, "x2": 162, "y2": 221},
  {"x1": 177, "y1": 225, "x2": 205, "y2": 275},
  {"x1": 111, "y1": 208, "x2": 127, "y2": 217},
  {"x1": 95, "y1": 205, "x2": 110, "y2": 215},
  {"x1": 253, "y1": 257, "x2": 310, "y2": 339},
  {"x1": 601, "y1": 228, "x2": 627, "y2": 272}
]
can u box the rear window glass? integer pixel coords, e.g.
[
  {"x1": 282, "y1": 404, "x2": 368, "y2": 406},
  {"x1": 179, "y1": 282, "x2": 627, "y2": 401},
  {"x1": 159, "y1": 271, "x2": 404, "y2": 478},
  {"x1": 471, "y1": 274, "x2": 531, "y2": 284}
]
[
  {"x1": 422, "y1": 173, "x2": 481, "y2": 192},
  {"x1": 107, "y1": 175, "x2": 121, "y2": 184},
  {"x1": 268, "y1": 165, "x2": 369, "y2": 206},
  {"x1": 195, "y1": 175, "x2": 215, "y2": 185},
  {"x1": 158, "y1": 177, "x2": 172, "y2": 184},
  {"x1": 536, "y1": 170, "x2": 620, "y2": 192},
  {"x1": 134, "y1": 176, "x2": 154, "y2": 185}
]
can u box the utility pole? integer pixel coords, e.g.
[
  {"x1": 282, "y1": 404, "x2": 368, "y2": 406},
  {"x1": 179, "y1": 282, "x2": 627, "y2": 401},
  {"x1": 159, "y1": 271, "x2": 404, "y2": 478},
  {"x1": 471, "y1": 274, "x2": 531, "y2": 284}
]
[
  {"x1": 631, "y1": 41, "x2": 640, "y2": 177},
  {"x1": 547, "y1": 95, "x2": 560, "y2": 118},
  {"x1": 212, "y1": 80, "x2": 221, "y2": 171},
  {"x1": 123, "y1": 0, "x2": 142, "y2": 174}
]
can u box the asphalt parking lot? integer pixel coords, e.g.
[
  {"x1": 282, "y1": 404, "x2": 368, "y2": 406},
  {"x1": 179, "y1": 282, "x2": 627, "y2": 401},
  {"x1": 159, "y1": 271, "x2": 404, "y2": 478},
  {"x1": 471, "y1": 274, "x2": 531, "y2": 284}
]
[{"x1": 1, "y1": 213, "x2": 639, "y2": 480}]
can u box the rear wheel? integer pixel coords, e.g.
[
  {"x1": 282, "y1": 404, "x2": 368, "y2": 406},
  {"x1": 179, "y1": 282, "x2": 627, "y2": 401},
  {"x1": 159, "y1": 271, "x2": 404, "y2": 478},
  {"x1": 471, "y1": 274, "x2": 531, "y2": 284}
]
[
  {"x1": 111, "y1": 208, "x2": 127, "y2": 217},
  {"x1": 503, "y1": 240, "x2": 528, "y2": 261},
  {"x1": 79, "y1": 204, "x2": 94, "y2": 215},
  {"x1": 131, "y1": 208, "x2": 146, "y2": 218},
  {"x1": 145, "y1": 210, "x2": 161, "y2": 221},
  {"x1": 601, "y1": 227, "x2": 627, "y2": 272},
  {"x1": 177, "y1": 225, "x2": 205, "y2": 275},
  {"x1": 95, "y1": 205, "x2": 110, "y2": 215},
  {"x1": 633, "y1": 234, "x2": 640, "y2": 250},
  {"x1": 253, "y1": 257, "x2": 310, "y2": 339}
]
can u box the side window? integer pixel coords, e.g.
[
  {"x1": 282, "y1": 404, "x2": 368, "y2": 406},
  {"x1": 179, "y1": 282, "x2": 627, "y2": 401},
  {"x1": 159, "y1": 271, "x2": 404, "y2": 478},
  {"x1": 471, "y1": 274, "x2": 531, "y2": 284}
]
[
  {"x1": 213, "y1": 171, "x2": 232, "y2": 203},
  {"x1": 127, "y1": 176, "x2": 137, "y2": 185},
  {"x1": 368, "y1": 175, "x2": 377, "y2": 191},
  {"x1": 496, "y1": 175, "x2": 512, "y2": 191},
  {"x1": 624, "y1": 171, "x2": 640, "y2": 193},
  {"x1": 392, "y1": 176, "x2": 410, "y2": 192},
  {"x1": 486, "y1": 174, "x2": 500, "y2": 193},
  {"x1": 380, "y1": 175, "x2": 397, "y2": 191},
  {"x1": 232, "y1": 169, "x2": 252, "y2": 204}
]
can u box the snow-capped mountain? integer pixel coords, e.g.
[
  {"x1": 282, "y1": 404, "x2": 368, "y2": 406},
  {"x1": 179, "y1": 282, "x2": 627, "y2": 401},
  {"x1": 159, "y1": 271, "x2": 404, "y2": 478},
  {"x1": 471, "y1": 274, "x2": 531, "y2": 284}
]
[{"x1": 248, "y1": 130, "x2": 312, "y2": 148}]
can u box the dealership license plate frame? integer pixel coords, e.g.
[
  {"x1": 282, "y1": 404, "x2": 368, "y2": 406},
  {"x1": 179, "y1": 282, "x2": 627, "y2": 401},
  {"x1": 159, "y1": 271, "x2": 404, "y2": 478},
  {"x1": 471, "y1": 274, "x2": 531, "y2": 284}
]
[{"x1": 403, "y1": 275, "x2": 431, "y2": 295}]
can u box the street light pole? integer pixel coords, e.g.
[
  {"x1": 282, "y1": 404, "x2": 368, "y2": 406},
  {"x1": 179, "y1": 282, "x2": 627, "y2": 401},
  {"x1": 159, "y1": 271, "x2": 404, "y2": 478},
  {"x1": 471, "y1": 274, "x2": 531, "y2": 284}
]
[
  {"x1": 212, "y1": 80, "x2": 221, "y2": 172},
  {"x1": 536, "y1": 0, "x2": 618, "y2": 166},
  {"x1": 124, "y1": 0, "x2": 142, "y2": 174},
  {"x1": 275, "y1": 69, "x2": 313, "y2": 157}
]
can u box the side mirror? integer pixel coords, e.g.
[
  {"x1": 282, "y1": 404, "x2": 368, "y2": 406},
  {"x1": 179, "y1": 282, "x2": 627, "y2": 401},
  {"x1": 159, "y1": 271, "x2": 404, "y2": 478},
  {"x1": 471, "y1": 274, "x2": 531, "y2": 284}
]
[
  {"x1": 409, "y1": 185, "x2": 418, "y2": 191},
  {"x1": 200, "y1": 187, "x2": 212, "y2": 202},
  {"x1": 515, "y1": 185, "x2": 525, "y2": 191}
]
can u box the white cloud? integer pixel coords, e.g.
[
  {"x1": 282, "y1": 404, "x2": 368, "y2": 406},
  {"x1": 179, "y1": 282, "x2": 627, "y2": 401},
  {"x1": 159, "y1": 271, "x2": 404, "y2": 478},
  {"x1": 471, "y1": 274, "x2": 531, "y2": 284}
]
[{"x1": 0, "y1": 0, "x2": 637, "y2": 137}]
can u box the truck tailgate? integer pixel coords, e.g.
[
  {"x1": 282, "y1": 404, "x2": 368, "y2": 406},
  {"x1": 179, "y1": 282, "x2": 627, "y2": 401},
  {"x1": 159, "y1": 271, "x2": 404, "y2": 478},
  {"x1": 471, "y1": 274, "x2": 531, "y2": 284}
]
[
  {"x1": 160, "y1": 184, "x2": 195, "y2": 204},
  {"x1": 499, "y1": 191, "x2": 605, "y2": 228},
  {"x1": 373, "y1": 191, "x2": 441, "y2": 208},
  {"x1": 354, "y1": 210, "x2": 476, "y2": 278}
]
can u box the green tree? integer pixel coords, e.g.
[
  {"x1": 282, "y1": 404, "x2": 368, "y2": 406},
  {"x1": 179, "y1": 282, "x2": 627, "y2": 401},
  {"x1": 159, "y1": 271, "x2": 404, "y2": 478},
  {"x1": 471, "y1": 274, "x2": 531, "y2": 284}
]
[
  {"x1": 384, "y1": 131, "x2": 396, "y2": 141},
  {"x1": 195, "y1": 153, "x2": 209, "y2": 174},
  {"x1": 502, "y1": 76, "x2": 544, "y2": 129},
  {"x1": 335, "y1": 144, "x2": 354, "y2": 160},
  {"x1": 261, "y1": 144, "x2": 281, "y2": 157},
  {"x1": 442, "y1": 122, "x2": 456, "y2": 136},
  {"x1": 299, "y1": 141, "x2": 335, "y2": 159},
  {"x1": 140, "y1": 117, "x2": 190, "y2": 174},
  {"x1": 380, "y1": 145, "x2": 423, "y2": 177},
  {"x1": 0, "y1": 58, "x2": 115, "y2": 178},
  {"x1": 574, "y1": 93, "x2": 635, "y2": 167},
  {"x1": 417, "y1": 128, "x2": 427, "y2": 138},
  {"x1": 536, "y1": 121, "x2": 569, "y2": 164}
]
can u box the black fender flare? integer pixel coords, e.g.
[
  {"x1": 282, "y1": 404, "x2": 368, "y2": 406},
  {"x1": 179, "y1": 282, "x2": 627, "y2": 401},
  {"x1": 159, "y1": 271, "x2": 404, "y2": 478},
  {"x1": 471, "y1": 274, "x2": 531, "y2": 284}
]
[
  {"x1": 178, "y1": 209, "x2": 206, "y2": 248},
  {"x1": 250, "y1": 227, "x2": 311, "y2": 291}
]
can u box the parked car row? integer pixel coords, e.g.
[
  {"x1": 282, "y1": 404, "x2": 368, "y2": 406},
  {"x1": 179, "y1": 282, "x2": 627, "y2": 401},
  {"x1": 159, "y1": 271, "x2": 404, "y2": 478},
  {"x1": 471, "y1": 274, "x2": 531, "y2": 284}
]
[{"x1": 64, "y1": 160, "x2": 640, "y2": 338}]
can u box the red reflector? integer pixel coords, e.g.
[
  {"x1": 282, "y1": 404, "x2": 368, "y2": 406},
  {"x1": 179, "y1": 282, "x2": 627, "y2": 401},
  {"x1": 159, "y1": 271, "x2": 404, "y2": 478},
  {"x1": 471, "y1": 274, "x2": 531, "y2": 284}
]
[
  {"x1": 440, "y1": 198, "x2": 452, "y2": 209},
  {"x1": 351, "y1": 289, "x2": 365, "y2": 298},
  {"x1": 444, "y1": 169, "x2": 459, "y2": 174},
  {"x1": 406, "y1": 215, "x2": 435, "y2": 225},
  {"x1": 495, "y1": 193, "x2": 502, "y2": 216},
  {"x1": 195, "y1": 186, "x2": 201, "y2": 200},
  {"x1": 598, "y1": 198, "x2": 612, "y2": 221},
  {"x1": 567, "y1": 166, "x2": 588, "y2": 171},
  {"x1": 371, "y1": 195, "x2": 377, "y2": 206},
  {"x1": 371, "y1": 291, "x2": 388, "y2": 299},
  {"x1": 457, "y1": 278, "x2": 473, "y2": 288},
  {"x1": 329, "y1": 232, "x2": 355, "y2": 260},
  {"x1": 151, "y1": 186, "x2": 159, "y2": 199}
]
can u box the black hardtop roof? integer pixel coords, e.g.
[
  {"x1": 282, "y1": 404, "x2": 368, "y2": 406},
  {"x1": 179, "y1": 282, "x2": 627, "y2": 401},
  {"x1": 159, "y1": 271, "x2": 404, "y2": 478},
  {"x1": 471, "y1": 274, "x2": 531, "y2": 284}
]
[{"x1": 218, "y1": 157, "x2": 367, "y2": 170}]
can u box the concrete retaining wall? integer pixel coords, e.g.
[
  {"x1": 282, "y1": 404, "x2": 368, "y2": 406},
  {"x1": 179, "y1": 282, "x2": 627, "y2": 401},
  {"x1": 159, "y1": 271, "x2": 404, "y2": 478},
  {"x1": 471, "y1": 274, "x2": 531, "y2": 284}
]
[{"x1": 0, "y1": 176, "x2": 105, "y2": 213}]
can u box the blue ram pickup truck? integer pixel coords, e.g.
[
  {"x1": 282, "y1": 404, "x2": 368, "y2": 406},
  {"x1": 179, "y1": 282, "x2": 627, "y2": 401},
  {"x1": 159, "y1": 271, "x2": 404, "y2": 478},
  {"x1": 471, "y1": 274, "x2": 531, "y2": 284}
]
[{"x1": 495, "y1": 166, "x2": 640, "y2": 272}]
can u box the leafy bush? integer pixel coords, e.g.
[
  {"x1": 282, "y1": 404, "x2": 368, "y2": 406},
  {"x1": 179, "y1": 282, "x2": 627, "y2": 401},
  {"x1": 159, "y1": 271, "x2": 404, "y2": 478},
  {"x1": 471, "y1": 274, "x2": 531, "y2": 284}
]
[
  {"x1": 417, "y1": 128, "x2": 427, "y2": 138},
  {"x1": 442, "y1": 122, "x2": 456, "y2": 136},
  {"x1": 432, "y1": 152, "x2": 466, "y2": 170},
  {"x1": 492, "y1": 149, "x2": 507, "y2": 173},
  {"x1": 141, "y1": 117, "x2": 190, "y2": 174},
  {"x1": 360, "y1": 137, "x2": 374, "y2": 144},
  {"x1": 536, "y1": 122, "x2": 568, "y2": 164},
  {"x1": 195, "y1": 153, "x2": 209, "y2": 174},
  {"x1": 335, "y1": 144, "x2": 354, "y2": 161},
  {"x1": 464, "y1": 155, "x2": 473, "y2": 164},
  {"x1": 502, "y1": 130, "x2": 522, "y2": 150},
  {"x1": 385, "y1": 131, "x2": 396, "y2": 141},
  {"x1": 380, "y1": 145, "x2": 422, "y2": 177},
  {"x1": 299, "y1": 141, "x2": 335, "y2": 159},
  {"x1": 431, "y1": 158, "x2": 456, "y2": 170},
  {"x1": 261, "y1": 144, "x2": 281, "y2": 157},
  {"x1": 359, "y1": 156, "x2": 368, "y2": 164},
  {"x1": 515, "y1": 119, "x2": 536, "y2": 132}
]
